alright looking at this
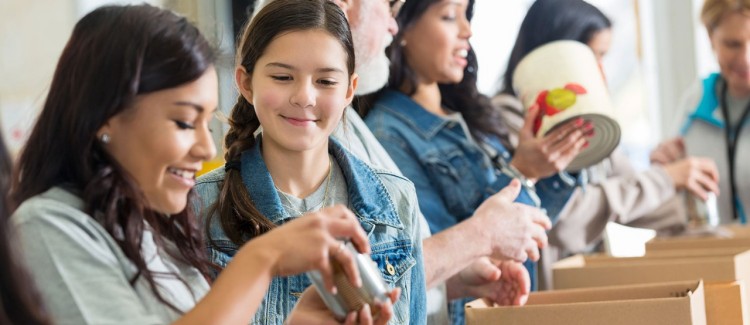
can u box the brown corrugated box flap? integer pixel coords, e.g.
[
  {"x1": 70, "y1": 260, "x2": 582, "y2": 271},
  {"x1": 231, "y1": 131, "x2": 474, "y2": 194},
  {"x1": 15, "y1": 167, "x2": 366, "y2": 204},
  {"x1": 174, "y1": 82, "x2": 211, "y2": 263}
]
[
  {"x1": 552, "y1": 251, "x2": 750, "y2": 325},
  {"x1": 705, "y1": 281, "x2": 748, "y2": 325},
  {"x1": 465, "y1": 280, "x2": 705, "y2": 325},
  {"x1": 647, "y1": 236, "x2": 750, "y2": 251},
  {"x1": 553, "y1": 250, "x2": 750, "y2": 290}
]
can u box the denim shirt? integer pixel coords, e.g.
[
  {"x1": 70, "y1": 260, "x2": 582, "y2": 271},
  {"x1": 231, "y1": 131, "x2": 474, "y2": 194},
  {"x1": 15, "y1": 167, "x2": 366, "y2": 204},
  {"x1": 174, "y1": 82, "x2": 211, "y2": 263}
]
[
  {"x1": 193, "y1": 137, "x2": 427, "y2": 325},
  {"x1": 366, "y1": 90, "x2": 573, "y2": 324},
  {"x1": 365, "y1": 90, "x2": 539, "y2": 232}
]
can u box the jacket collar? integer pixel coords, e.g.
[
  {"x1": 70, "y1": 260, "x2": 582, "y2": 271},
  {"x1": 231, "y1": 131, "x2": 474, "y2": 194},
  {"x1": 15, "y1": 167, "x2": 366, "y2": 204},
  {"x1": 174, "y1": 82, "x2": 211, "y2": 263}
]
[
  {"x1": 375, "y1": 89, "x2": 453, "y2": 140},
  {"x1": 240, "y1": 135, "x2": 403, "y2": 229},
  {"x1": 684, "y1": 73, "x2": 724, "y2": 133}
]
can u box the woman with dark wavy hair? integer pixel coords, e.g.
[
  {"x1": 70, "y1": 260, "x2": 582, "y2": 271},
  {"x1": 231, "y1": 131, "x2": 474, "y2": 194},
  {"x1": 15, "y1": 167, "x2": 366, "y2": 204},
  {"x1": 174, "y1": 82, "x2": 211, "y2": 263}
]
[
  {"x1": 362, "y1": 0, "x2": 591, "y2": 323},
  {"x1": 0, "y1": 129, "x2": 50, "y2": 325},
  {"x1": 494, "y1": 0, "x2": 720, "y2": 291},
  {"x1": 11, "y1": 3, "x2": 375, "y2": 324}
]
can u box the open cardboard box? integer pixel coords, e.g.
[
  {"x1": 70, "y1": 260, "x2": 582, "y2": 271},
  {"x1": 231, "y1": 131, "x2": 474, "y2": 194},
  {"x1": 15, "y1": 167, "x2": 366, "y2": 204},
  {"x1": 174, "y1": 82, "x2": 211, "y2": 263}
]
[
  {"x1": 647, "y1": 224, "x2": 750, "y2": 251},
  {"x1": 704, "y1": 282, "x2": 748, "y2": 325},
  {"x1": 553, "y1": 250, "x2": 750, "y2": 324},
  {"x1": 724, "y1": 224, "x2": 750, "y2": 237},
  {"x1": 465, "y1": 280, "x2": 706, "y2": 325},
  {"x1": 553, "y1": 250, "x2": 750, "y2": 290},
  {"x1": 647, "y1": 236, "x2": 750, "y2": 251}
]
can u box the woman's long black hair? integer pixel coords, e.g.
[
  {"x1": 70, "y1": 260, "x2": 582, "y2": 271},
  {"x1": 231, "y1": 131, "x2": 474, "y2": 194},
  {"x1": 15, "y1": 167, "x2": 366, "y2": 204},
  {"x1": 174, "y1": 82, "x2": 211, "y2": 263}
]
[
  {"x1": 362, "y1": 0, "x2": 511, "y2": 147},
  {"x1": 13, "y1": 4, "x2": 217, "y2": 313},
  {"x1": 500, "y1": 0, "x2": 611, "y2": 96}
]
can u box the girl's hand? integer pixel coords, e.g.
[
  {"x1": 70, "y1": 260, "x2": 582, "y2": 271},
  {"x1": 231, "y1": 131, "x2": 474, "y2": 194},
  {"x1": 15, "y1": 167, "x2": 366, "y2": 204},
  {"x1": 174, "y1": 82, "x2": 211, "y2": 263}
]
[
  {"x1": 286, "y1": 286, "x2": 401, "y2": 325},
  {"x1": 251, "y1": 205, "x2": 370, "y2": 294}
]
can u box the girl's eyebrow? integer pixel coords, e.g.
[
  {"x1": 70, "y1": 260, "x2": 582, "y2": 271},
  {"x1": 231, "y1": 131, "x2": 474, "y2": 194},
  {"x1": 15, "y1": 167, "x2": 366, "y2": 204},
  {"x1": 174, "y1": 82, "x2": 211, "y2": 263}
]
[{"x1": 266, "y1": 62, "x2": 345, "y2": 74}]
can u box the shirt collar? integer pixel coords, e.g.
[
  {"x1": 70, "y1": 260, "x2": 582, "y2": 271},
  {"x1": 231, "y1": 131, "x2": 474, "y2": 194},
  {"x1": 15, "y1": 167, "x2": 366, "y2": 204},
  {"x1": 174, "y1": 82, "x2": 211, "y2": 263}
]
[
  {"x1": 240, "y1": 136, "x2": 403, "y2": 229},
  {"x1": 375, "y1": 89, "x2": 454, "y2": 139}
]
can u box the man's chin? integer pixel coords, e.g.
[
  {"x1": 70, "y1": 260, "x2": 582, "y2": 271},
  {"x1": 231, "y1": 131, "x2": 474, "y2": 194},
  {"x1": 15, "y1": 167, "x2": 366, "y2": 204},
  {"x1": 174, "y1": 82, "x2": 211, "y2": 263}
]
[{"x1": 355, "y1": 55, "x2": 390, "y2": 96}]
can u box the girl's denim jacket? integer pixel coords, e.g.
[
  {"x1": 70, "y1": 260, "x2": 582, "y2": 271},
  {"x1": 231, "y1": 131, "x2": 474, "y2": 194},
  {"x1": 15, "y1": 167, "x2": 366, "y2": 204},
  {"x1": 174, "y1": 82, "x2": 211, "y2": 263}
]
[{"x1": 194, "y1": 137, "x2": 427, "y2": 325}]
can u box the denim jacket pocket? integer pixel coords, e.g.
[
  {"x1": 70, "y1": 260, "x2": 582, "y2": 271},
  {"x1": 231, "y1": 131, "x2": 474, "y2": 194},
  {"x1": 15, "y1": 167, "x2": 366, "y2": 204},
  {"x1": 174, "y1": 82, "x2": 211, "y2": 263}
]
[
  {"x1": 423, "y1": 148, "x2": 482, "y2": 216},
  {"x1": 207, "y1": 239, "x2": 239, "y2": 269},
  {"x1": 369, "y1": 239, "x2": 416, "y2": 285}
]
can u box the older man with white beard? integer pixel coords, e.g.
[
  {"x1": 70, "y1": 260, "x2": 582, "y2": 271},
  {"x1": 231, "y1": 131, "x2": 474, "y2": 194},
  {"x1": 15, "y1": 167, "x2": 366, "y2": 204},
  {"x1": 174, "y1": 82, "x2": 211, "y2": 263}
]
[{"x1": 250, "y1": 0, "x2": 551, "y2": 323}]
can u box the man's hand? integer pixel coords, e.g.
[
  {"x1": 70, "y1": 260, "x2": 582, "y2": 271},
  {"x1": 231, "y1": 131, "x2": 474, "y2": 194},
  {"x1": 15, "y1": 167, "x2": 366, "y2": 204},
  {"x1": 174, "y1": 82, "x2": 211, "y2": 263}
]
[
  {"x1": 446, "y1": 257, "x2": 530, "y2": 306},
  {"x1": 472, "y1": 179, "x2": 551, "y2": 262}
]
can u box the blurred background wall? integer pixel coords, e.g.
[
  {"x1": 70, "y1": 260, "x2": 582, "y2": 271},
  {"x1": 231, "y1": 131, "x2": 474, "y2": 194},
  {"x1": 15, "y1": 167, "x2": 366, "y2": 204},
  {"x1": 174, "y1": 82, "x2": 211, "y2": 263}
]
[{"x1": 0, "y1": 0, "x2": 717, "y2": 171}]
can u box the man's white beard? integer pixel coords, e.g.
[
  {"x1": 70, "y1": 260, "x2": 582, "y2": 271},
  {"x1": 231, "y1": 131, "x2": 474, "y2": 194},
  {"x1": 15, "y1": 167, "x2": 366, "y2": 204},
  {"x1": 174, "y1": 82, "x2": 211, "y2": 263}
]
[
  {"x1": 355, "y1": 52, "x2": 390, "y2": 95},
  {"x1": 353, "y1": 31, "x2": 393, "y2": 96}
]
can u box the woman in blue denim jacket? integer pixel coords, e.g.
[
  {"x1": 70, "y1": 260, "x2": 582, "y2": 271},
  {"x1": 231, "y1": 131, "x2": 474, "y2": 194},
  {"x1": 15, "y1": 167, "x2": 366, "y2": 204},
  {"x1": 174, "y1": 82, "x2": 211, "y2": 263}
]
[
  {"x1": 193, "y1": 1, "x2": 426, "y2": 324},
  {"x1": 362, "y1": 0, "x2": 590, "y2": 323}
]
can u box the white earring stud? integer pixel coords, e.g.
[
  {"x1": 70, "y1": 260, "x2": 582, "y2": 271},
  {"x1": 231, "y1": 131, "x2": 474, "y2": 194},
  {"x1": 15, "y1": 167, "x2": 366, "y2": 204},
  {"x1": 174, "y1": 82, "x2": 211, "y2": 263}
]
[{"x1": 100, "y1": 133, "x2": 110, "y2": 144}]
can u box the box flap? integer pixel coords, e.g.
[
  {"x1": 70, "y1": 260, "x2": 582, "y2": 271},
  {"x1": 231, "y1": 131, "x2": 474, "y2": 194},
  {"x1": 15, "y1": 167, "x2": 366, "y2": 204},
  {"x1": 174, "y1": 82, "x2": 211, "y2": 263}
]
[
  {"x1": 705, "y1": 281, "x2": 749, "y2": 325},
  {"x1": 553, "y1": 255, "x2": 738, "y2": 290},
  {"x1": 647, "y1": 236, "x2": 750, "y2": 251},
  {"x1": 465, "y1": 281, "x2": 706, "y2": 325}
]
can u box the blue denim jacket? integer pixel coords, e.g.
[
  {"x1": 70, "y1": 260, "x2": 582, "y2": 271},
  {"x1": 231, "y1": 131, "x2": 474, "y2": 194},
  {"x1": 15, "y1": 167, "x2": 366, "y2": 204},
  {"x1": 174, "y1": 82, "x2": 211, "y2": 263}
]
[
  {"x1": 365, "y1": 90, "x2": 576, "y2": 324},
  {"x1": 194, "y1": 137, "x2": 427, "y2": 325},
  {"x1": 365, "y1": 90, "x2": 540, "y2": 231}
]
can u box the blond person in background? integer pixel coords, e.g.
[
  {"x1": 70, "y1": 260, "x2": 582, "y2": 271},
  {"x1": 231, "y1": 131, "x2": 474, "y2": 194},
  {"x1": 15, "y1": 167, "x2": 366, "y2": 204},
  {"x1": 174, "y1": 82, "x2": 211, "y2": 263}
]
[{"x1": 656, "y1": 0, "x2": 750, "y2": 225}]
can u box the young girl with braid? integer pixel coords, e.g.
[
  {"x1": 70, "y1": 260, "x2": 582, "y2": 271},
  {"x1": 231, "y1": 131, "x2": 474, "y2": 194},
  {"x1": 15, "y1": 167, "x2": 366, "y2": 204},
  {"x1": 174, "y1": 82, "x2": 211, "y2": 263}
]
[{"x1": 194, "y1": 0, "x2": 426, "y2": 324}]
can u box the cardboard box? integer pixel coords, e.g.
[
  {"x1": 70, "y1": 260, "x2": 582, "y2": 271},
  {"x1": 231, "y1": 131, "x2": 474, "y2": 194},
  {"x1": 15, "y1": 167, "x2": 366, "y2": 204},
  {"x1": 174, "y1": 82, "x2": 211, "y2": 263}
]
[
  {"x1": 704, "y1": 282, "x2": 748, "y2": 325},
  {"x1": 553, "y1": 251, "x2": 750, "y2": 325},
  {"x1": 646, "y1": 236, "x2": 750, "y2": 251},
  {"x1": 465, "y1": 280, "x2": 706, "y2": 325},
  {"x1": 724, "y1": 224, "x2": 750, "y2": 237},
  {"x1": 646, "y1": 224, "x2": 750, "y2": 251},
  {"x1": 553, "y1": 250, "x2": 750, "y2": 290},
  {"x1": 645, "y1": 247, "x2": 750, "y2": 259}
]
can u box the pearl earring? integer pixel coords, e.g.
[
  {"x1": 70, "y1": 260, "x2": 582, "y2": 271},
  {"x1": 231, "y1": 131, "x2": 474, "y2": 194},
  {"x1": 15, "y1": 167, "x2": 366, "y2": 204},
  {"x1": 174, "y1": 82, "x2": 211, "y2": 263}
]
[
  {"x1": 100, "y1": 133, "x2": 111, "y2": 144},
  {"x1": 400, "y1": 39, "x2": 407, "y2": 47}
]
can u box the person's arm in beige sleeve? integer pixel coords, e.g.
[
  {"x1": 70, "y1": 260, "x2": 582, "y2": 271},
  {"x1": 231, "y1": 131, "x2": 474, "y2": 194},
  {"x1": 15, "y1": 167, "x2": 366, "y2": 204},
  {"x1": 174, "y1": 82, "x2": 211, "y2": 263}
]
[{"x1": 548, "y1": 150, "x2": 680, "y2": 253}]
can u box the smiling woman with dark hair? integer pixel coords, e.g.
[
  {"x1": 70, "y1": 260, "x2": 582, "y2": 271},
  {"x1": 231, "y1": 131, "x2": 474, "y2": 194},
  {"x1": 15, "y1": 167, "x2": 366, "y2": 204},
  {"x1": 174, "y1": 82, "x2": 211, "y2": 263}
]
[
  {"x1": 363, "y1": 0, "x2": 569, "y2": 324},
  {"x1": 11, "y1": 3, "x2": 378, "y2": 324}
]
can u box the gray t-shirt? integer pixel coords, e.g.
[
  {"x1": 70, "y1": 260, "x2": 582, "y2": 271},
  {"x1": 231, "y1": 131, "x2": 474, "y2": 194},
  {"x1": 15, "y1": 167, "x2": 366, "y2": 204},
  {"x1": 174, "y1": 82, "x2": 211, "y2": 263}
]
[
  {"x1": 276, "y1": 155, "x2": 349, "y2": 216},
  {"x1": 12, "y1": 187, "x2": 209, "y2": 324},
  {"x1": 716, "y1": 78, "x2": 750, "y2": 136}
]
